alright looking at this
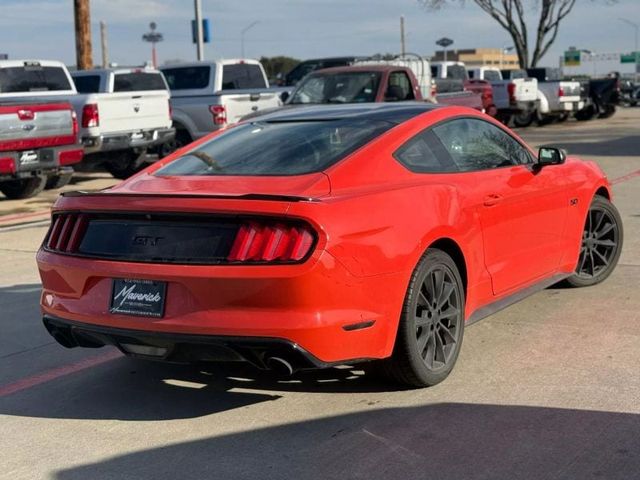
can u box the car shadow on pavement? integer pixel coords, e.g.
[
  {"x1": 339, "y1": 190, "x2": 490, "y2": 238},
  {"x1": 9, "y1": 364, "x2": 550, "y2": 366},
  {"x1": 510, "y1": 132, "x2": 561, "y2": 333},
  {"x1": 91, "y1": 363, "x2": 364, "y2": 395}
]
[
  {"x1": 50, "y1": 403, "x2": 640, "y2": 480},
  {"x1": 555, "y1": 135, "x2": 640, "y2": 157}
]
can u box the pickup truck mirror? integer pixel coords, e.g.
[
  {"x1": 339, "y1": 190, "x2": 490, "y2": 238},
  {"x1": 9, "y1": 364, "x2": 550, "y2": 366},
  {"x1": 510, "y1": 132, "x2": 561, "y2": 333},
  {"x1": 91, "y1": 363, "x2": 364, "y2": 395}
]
[
  {"x1": 280, "y1": 91, "x2": 290, "y2": 103},
  {"x1": 537, "y1": 146, "x2": 566, "y2": 167}
]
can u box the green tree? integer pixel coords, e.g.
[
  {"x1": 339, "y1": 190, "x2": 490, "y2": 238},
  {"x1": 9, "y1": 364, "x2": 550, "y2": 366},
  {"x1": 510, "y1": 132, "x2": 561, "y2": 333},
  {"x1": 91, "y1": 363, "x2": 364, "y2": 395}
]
[{"x1": 419, "y1": 1, "x2": 614, "y2": 68}]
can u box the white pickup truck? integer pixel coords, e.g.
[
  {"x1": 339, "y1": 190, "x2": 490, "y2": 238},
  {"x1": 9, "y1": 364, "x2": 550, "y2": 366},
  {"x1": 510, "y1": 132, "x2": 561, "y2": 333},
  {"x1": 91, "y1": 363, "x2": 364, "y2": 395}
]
[
  {"x1": 0, "y1": 60, "x2": 174, "y2": 179},
  {"x1": 160, "y1": 60, "x2": 281, "y2": 150},
  {"x1": 467, "y1": 67, "x2": 539, "y2": 127},
  {"x1": 526, "y1": 68, "x2": 584, "y2": 125}
]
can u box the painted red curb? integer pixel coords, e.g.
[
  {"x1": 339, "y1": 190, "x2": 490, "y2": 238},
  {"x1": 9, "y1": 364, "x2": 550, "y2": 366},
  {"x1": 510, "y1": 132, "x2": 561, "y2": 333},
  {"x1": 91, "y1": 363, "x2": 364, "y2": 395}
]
[
  {"x1": 0, "y1": 349, "x2": 121, "y2": 398},
  {"x1": 611, "y1": 169, "x2": 640, "y2": 185}
]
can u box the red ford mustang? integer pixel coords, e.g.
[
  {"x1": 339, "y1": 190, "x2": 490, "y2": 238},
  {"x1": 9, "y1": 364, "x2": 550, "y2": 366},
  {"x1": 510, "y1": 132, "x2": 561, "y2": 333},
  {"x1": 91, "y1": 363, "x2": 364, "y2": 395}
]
[{"x1": 37, "y1": 104, "x2": 623, "y2": 387}]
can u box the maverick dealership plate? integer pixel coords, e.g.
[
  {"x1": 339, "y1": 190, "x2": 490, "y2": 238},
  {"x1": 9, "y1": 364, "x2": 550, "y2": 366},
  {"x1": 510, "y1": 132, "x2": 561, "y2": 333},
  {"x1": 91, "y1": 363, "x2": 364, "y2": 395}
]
[{"x1": 110, "y1": 278, "x2": 166, "y2": 318}]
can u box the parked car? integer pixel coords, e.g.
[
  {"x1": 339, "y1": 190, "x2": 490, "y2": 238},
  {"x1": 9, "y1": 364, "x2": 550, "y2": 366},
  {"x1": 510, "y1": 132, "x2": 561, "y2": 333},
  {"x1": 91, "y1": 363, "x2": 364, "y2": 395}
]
[
  {"x1": 38, "y1": 103, "x2": 622, "y2": 388},
  {"x1": 70, "y1": 67, "x2": 175, "y2": 178},
  {"x1": 283, "y1": 56, "x2": 366, "y2": 86},
  {"x1": 0, "y1": 100, "x2": 83, "y2": 198},
  {"x1": 619, "y1": 79, "x2": 639, "y2": 106},
  {"x1": 574, "y1": 77, "x2": 620, "y2": 121},
  {"x1": 469, "y1": 67, "x2": 539, "y2": 127},
  {"x1": 160, "y1": 60, "x2": 282, "y2": 151},
  {"x1": 526, "y1": 68, "x2": 584, "y2": 125},
  {"x1": 431, "y1": 61, "x2": 495, "y2": 115},
  {"x1": 0, "y1": 60, "x2": 174, "y2": 180}
]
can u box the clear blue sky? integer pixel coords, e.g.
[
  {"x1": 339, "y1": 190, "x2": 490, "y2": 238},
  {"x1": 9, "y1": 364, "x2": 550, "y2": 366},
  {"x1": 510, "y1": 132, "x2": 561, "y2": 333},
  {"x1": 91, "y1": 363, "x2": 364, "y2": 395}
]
[{"x1": 0, "y1": 0, "x2": 638, "y2": 66}]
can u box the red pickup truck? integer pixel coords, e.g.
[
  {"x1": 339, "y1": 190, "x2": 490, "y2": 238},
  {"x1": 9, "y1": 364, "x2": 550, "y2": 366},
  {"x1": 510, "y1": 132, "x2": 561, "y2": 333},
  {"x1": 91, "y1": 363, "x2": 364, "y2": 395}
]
[
  {"x1": 282, "y1": 65, "x2": 484, "y2": 111},
  {"x1": 0, "y1": 102, "x2": 83, "y2": 199}
]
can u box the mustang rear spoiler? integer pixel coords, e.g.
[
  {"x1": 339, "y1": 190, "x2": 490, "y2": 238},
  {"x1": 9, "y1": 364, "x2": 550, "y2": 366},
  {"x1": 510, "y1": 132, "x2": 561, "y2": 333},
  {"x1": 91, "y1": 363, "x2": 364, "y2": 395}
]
[{"x1": 60, "y1": 190, "x2": 319, "y2": 203}]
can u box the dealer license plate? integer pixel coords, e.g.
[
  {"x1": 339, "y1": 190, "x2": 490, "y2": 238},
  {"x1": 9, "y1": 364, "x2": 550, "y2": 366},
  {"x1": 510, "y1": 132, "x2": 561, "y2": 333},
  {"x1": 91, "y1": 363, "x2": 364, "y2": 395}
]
[{"x1": 110, "y1": 278, "x2": 166, "y2": 318}]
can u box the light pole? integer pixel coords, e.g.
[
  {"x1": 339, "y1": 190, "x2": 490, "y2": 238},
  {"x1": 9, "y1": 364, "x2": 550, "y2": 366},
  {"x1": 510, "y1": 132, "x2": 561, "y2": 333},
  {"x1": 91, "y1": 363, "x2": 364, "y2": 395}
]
[
  {"x1": 194, "y1": 0, "x2": 204, "y2": 61},
  {"x1": 501, "y1": 46, "x2": 515, "y2": 69},
  {"x1": 142, "y1": 22, "x2": 163, "y2": 68},
  {"x1": 436, "y1": 37, "x2": 454, "y2": 67},
  {"x1": 619, "y1": 18, "x2": 639, "y2": 79},
  {"x1": 241, "y1": 21, "x2": 260, "y2": 58}
]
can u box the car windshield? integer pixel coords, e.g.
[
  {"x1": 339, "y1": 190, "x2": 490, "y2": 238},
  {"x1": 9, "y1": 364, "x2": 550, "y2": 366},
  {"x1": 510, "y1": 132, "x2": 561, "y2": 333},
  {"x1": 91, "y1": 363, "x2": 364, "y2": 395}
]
[
  {"x1": 289, "y1": 72, "x2": 381, "y2": 104},
  {"x1": 155, "y1": 119, "x2": 393, "y2": 176}
]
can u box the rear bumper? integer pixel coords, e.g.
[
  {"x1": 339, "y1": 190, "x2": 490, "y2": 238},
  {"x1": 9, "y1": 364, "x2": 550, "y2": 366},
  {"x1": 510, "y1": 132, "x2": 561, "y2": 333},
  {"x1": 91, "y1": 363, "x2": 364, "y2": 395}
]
[
  {"x1": 0, "y1": 144, "x2": 83, "y2": 181},
  {"x1": 82, "y1": 127, "x2": 175, "y2": 154},
  {"x1": 37, "y1": 248, "x2": 407, "y2": 364},
  {"x1": 558, "y1": 100, "x2": 584, "y2": 112},
  {"x1": 43, "y1": 315, "x2": 329, "y2": 371}
]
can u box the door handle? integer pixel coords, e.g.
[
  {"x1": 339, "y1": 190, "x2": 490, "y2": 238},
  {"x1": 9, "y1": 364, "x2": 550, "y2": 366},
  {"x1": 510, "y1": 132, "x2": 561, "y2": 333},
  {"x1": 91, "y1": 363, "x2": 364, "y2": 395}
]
[{"x1": 483, "y1": 194, "x2": 503, "y2": 207}]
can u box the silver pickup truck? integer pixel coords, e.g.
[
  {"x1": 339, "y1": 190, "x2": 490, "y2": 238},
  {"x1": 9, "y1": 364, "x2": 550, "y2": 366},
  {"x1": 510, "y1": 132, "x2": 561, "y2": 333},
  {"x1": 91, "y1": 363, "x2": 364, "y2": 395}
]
[
  {"x1": 526, "y1": 68, "x2": 584, "y2": 125},
  {"x1": 160, "y1": 60, "x2": 281, "y2": 151}
]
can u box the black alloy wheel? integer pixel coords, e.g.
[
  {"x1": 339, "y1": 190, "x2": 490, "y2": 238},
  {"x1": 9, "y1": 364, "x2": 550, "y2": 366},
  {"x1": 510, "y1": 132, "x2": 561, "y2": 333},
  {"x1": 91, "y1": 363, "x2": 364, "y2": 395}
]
[
  {"x1": 382, "y1": 248, "x2": 465, "y2": 387},
  {"x1": 566, "y1": 196, "x2": 623, "y2": 287}
]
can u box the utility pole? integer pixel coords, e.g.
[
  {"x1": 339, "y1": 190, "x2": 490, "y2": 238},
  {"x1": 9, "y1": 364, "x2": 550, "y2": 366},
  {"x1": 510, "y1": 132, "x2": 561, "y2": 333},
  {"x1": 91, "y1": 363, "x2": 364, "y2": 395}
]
[
  {"x1": 73, "y1": 0, "x2": 93, "y2": 70},
  {"x1": 400, "y1": 16, "x2": 406, "y2": 57},
  {"x1": 100, "y1": 21, "x2": 108, "y2": 68},
  {"x1": 194, "y1": 0, "x2": 204, "y2": 61}
]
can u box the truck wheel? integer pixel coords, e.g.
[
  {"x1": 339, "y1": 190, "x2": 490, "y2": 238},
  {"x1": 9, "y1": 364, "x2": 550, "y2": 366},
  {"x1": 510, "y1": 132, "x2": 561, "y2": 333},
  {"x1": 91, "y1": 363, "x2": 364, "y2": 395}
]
[
  {"x1": 575, "y1": 105, "x2": 596, "y2": 121},
  {"x1": 512, "y1": 111, "x2": 534, "y2": 128},
  {"x1": 104, "y1": 150, "x2": 147, "y2": 180},
  {"x1": 536, "y1": 114, "x2": 554, "y2": 126},
  {"x1": 45, "y1": 168, "x2": 74, "y2": 190},
  {"x1": 598, "y1": 105, "x2": 616, "y2": 119},
  {"x1": 158, "y1": 129, "x2": 192, "y2": 158},
  {"x1": 0, "y1": 175, "x2": 47, "y2": 200}
]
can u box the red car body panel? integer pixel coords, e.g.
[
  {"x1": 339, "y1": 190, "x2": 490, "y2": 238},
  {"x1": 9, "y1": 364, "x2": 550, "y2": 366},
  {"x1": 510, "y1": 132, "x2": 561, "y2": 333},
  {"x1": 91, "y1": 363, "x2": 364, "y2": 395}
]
[{"x1": 37, "y1": 106, "x2": 611, "y2": 364}]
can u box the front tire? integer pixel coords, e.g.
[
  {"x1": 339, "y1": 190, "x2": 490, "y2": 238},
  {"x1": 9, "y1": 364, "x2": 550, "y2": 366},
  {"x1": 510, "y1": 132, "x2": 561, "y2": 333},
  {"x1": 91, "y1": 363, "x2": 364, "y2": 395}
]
[
  {"x1": 382, "y1": 249, "x2": 465, "y2": 388},
  {"x1": 104, "y1": 150, "x2": 147, "y2": 180},
  {"x1": 565, "y1": 196, "x2": 623, "y2": 287}
]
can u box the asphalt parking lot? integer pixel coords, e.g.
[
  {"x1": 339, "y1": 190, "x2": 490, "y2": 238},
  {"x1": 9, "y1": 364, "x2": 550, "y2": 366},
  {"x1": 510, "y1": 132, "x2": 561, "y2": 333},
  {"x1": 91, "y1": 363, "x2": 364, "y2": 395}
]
[{"x1": 1, "y1": 109, "x2": 639, "y2": 480}]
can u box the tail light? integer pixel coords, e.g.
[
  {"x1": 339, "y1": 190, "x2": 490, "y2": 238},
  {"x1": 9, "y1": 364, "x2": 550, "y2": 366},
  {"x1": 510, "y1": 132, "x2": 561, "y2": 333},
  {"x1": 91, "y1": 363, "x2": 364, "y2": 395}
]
[
  {"x1": 507, "y1": 83, "x2": 516, "y2": 104},
  {"x1": 17, "y1": 109, "x2": 35, "y2": 121},
  {"x1": 0, "y1": 157, "x2": 16, "y2": 175},
  {"x1": 45, "y1": 213, "x2": 88, "y2": 253},
  {"x1": 430, "y1": 82, "x2": 437, "y2": 98},
  {"x1": 71, "y1": 110, "x2": 79, "y2": 137},
  {"x1": 558, "y1": 86, "x2": 565, "y2": 97},
  {"x1": 228, "y1": 221, "x2": 315, "y2": 263},
  {"x1": 209, "y1": 105, "x2": 227, "y2": 126},
  {"x1": 168, "y1": 99, "x2": 173, "y2": 120},
  {"x1": 81, "y1": 103, "x2": 99, "y2": 128}
]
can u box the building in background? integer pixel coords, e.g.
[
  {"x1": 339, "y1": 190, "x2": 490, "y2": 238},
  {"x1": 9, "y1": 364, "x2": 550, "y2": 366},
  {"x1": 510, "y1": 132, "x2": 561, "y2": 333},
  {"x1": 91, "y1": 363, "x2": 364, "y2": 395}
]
[{"x1": 432, "y1": 48, "x2": 519, "y2": 69}]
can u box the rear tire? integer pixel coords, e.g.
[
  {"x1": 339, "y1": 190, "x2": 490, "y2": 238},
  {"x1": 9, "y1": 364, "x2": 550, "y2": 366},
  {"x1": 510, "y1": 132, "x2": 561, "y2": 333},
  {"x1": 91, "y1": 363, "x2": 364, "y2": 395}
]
[
  {"x1": 104, "y1": 150, "x2": 147, "y2": 180},
  {"x1": 158, "y1": 129, "x2": 192, "y2": 158},
  {"x1": 575, "y1": 105, "x2": 596, "y2": 121},
  {"x1": 0, "y1": 175, "x2": 47, "y2": 199},
  {"x1": 512, "y1": 110, "x2": 534, "y2": 128},
  {"x1": 565, "y1": 196, "x2": 623, "y2": 288},
  {"x1": 45, "y1": 168, "x2": 74, "y2": 190},
  {"x1": 381, "y1": 248, "x2": 465, "y2": 388}
]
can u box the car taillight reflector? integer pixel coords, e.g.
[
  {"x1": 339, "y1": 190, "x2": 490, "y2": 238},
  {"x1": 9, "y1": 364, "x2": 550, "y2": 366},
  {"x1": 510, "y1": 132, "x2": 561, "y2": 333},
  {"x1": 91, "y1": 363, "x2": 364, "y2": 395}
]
[
  {"x1": 507, "y1": 83, "x2": 516, "y2": 104},
  {"x1": 558, "y1": 86, "x2": 565, "y2": 97},
  {"x1": 209, "y1": 105, "x2": 227, "y2": 126},
  {"x1": 46, "y1": 213, "x2": 88, "y2": 253},
  {"x1": 71, "y1": 110, "x2": 79, "y2": 137},
  {"x1": 0, "y1": 157, "x2": 16, "y2": 174},
  {"x1": 59, "y1": 149, "x2": 84, "y2": 166},
  {"x1": 81, "y1": 103, "x2": 99, "y2": 128},
  {"x1": 228, "y1": 222, "x2": 315, "y2": 263}
]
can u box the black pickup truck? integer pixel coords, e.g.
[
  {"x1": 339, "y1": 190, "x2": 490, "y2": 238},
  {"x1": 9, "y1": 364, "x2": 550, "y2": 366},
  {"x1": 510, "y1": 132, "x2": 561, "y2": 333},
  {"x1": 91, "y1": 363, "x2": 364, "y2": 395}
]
[{"x1": 574, "y1": 77, "x2": 620, "y2": 121}]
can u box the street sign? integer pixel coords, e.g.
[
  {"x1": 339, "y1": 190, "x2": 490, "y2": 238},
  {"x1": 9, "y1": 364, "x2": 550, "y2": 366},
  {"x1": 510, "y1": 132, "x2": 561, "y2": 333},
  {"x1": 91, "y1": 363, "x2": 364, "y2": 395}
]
[
  {"x1": 436, "y1": 37, "x2": 454, "y2": 48},
  {"x1": 621, "y1": 52, "x2": 639, "y2": 63},
  {"x1": 564, "y1": 50, "x2": 581, "y2": 66},
  {"x1": 191, "y1": 19, "x2": 210, "y2": 43}
]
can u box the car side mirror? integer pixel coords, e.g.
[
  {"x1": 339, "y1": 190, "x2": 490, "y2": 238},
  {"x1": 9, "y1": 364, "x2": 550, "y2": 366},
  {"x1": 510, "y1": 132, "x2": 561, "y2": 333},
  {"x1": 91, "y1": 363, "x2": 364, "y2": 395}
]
[
  {"x1": 537, "y1": 147, "x2": 566, "y2": 168},
  {"x1": 280, "y1": 91, "x2": 290, "y2": 103}
]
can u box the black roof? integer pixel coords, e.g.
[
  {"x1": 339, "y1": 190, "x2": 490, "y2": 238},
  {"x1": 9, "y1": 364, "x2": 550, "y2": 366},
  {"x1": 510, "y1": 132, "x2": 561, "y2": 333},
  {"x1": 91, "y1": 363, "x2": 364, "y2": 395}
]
[{"x1": 251, "y1": 102, "x2": 441, "y2": 125}]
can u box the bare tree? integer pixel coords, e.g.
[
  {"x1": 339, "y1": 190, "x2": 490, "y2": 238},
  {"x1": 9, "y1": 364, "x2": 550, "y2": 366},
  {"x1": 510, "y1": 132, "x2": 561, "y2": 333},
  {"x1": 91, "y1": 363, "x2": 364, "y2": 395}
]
[{"x1": 420, "y1": 1, "x2": 601, "y2": 68}]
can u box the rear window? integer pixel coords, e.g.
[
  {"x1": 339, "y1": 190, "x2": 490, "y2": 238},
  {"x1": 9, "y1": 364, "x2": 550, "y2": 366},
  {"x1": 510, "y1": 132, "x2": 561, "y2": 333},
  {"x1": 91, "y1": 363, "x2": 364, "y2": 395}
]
[
  {"x1": 483, "y1": 70, "x2": 502, "y2": 81},
  {"x1": 73, "y1": 75, "x2": 100, "y2": 93},
  {"x1": 155, "y1": 119, "x2": 393, "y2": 176},
  {"x1": 221, "y1": 64, "x2": 266, "y2": 90},
  {"x1": 289, "y1": 72, "x2": 382, "y2": 104},
  {"x1": 162, "y1": 66, "x2": 211, "y2": 90},
  {"x1": 0, "y1": 65, "x2": 72, "y2": 93},
  {"x1": 113, "y1": 72, "x2": 167, "y2": 92}
]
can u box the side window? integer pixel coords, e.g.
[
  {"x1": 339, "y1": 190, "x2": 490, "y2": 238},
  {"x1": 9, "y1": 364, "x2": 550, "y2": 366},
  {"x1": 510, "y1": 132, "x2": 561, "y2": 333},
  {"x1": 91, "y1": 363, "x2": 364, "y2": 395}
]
[
  {"x1": 394, "y1": 130, "x2": 458, "y2": 173},
  {"x1": 386, "y1": 71, "x2": 415, "y2": 101},
  {"x1": 468, "y1": 70, "x2": 475, "y2": 79},
  {"x1": 73, "y1": 75, "x2": 100, "y2": 93},
  {"x1": 222, "y1": 64, "x2": 265, "y2": 90},
  {"x1": 162, "y1": 66, "x2": 210, "y2": 90},
  {"x1": 432, "y1": 118, "x2": 533, "y2": 172}
]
